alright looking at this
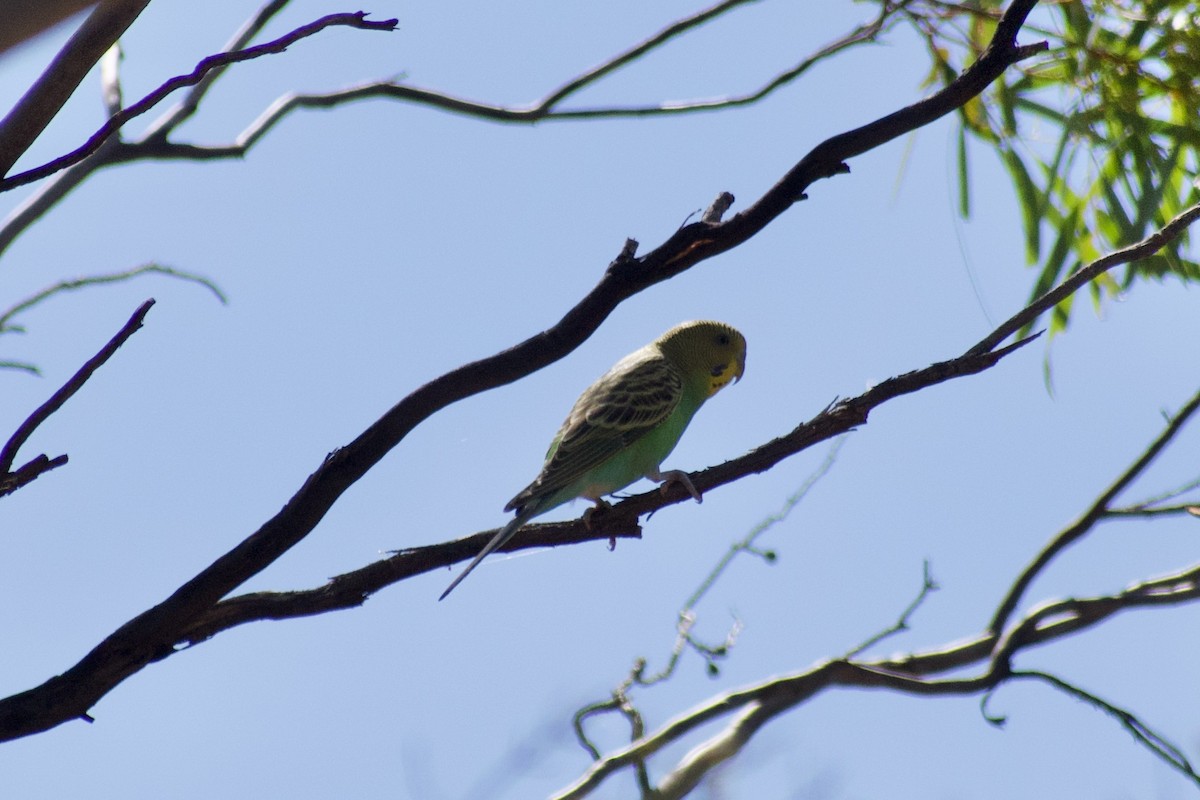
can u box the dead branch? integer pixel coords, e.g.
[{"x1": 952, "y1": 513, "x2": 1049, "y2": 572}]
[
  {"x1": 0, "y1": 0, "x2": 906, "y2": 259},
  {"x1": 553, "y1": 556, "x2": 1200, "y2": 799},
  {"x1": 0, "y1": 299, "x2": 154, "y2": 495},
  {"x1": 0, "y1": 11, "x2": 398, "y2": 192}
]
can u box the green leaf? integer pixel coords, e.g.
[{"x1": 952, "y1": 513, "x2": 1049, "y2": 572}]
[
  {"x1": 1001, "y1": 147, "x2": 1042, "y2": 262},
  {"x1": 1024, "y1": 206, "x2": 1081, "y2": 334},
  {"x1": 957, "y1": 126, "x2": 970, "y2": 217}
]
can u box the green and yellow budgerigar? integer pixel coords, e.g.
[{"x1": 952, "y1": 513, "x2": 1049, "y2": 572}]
[{"x1": 439, "y1": 320, "x2": 747, "y2": 600}]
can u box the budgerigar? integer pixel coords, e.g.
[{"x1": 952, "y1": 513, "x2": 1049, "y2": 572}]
[{"x1": 439, "y1": 320, "x2": 747, "y2": 600}]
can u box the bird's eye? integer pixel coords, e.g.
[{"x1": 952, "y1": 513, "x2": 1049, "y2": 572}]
[{"x1": 717, "y1": 333, "x2": 730, "y2": 346}]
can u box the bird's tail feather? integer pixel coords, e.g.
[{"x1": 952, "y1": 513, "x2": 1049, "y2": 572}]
[{"x1": 438, "y1": 505, "x2": 540, "y2": 601}]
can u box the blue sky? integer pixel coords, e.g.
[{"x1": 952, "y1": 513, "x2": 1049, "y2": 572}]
[{"x1": 2, "y1": 2, "x2": 1199, "y2": 798}]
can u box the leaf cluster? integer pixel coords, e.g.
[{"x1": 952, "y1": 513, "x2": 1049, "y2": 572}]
[{"x1": 911, "y1": 0, "x2": 1200, "y2": 333}]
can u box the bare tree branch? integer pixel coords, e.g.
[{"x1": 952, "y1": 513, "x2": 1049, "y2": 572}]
[
  {"x1": 552, "y1": 557, "x2": 1200, "y2": 799},
  {"x1": 0, "y1": 0, "x2": 1050, "y2": 742},
  {"x1": 0, "y1": 0, "x2": 151, "y2": 177},
  {"x1": 615, "y1": 390, "x2": 1200, "y2": 796},
  {"x1": 0, "y1": 0, "x2": 910, "y2": 259},
  {"x1": 1107, "y1": 473, "x2": 1200, "y2": 516},
  {"x1": 1005, "y1": 670, "x2": 1200, "y2": 788},
  {"x1": 0, "y1": 453, "x2": 70, "y2": 496},
  {"x1": 1105, "y1": 503, "x2": 1200, "y2": 519},
  {"x1": 0, "y1": 3, "x2": 293, "y2": 258},
  {"x1": 844, "y1": 560, "x2": 939, "y2": 659},
  {"x1": 538, "y1": 0, "x2": 758, "y2": 111},
  {"x1": 968, "y1": 202, "x2": 1200, "y2": 356},
  {"x1": 361, "y1": 0, "x2": 909, "y2": 123},
  {"x1": 987, "y1": 384, "x2": 1200, "y2": 636},
  {"x1": 0, "y1": 11, "x2": 397, "y2": 192},
  {"x1": 166, "y1": 336, "x2": 1035, "y2": 650},
  {"x1": 139, "y1": 0, "x2": 291, "y2": 140},
  {"x1": 0, "y1": 299, "x2": 153, "y2": 491},
  {"x1": 0, "y1": 263, "x2": 222, "y2": 334}
]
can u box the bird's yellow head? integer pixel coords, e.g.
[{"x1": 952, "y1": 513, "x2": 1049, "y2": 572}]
[{"x1": 656, "y1": 320, "x2": 747, "y2": 397}]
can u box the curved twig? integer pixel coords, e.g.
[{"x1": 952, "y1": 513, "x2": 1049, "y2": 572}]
[
  {"x1": 140, "y1": 0, "x2": 292, "y2": 140},
  {"x1": 0, "y1": 264, "x2": 222, "y2": 334}
]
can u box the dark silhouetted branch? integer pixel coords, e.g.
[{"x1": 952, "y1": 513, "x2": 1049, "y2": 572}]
[
  {"x1": 0, "y1": 11, "x2": 397, "y2": 192},
  {"x1": 988, "y1": 384, "x2": 1200, "y2": 636},
  {"x1": 0, "y1": 0, "x2": 907, "y2": 258},
  {"x1": 0, "y1": 299, "x2": 154, "y2": 493},
  {"x1": 0, "y1": 0, "x2": 1052, "y2": 742}
]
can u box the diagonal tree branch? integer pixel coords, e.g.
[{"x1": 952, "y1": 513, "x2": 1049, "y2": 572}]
[
  {"x1": 1007, "y1": 670, "x2": 1200, "y2": 788},
  {"x1": 550, "y1": 367, "x2": 1200, "y2": 796},
  {"x1": 171, "y1": 336, "x2": 1034, "y2": 649},
  {"x1": 191, "y1": 0, "x2": 911, "y2": 149},
  {"x1": 968, "y1": 202, "x2": 1200, "y2": 356},
  {"x1": 987, "y1": 383, "x2": 1200, "y2": 636},
  {"x1": 536, "y1": 0, "x2": 758, "y2": 111},
  {"x1": 0, "y1": 299, "x2": 154, "y2": 491},
  {"x1": 0, "y1": 263, "x2": 221, "y2": 334},
  {"x1": 0, "y1": 0, "x2": 1048, "y2": 742},
  {"x1": 0, "y1": 0, "x2": 151, "y2": 177},
  {"x1": 139, "y1": 0, "x2": 291, "y2": 141}
]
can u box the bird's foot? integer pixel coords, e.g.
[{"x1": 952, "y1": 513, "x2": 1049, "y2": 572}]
[
  {"x1": 581, "y1": 498, "x2": 620, "y2": 550},
  {"x1": 651, "y1": 468, "x2": 702, "y2": 504},
  {"x1": 582, "y1": 498, "x2": 612, "y2": 530}
]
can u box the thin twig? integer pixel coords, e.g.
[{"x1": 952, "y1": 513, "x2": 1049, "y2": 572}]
[
  {"x1": 171, "y1": 337, "x2": 1038, "y2": 652},
  {"x1": 685, "y1": 437, "x2": 847, "y2": 612},
  {"x1": 988, "y1": 385, "x2": 1200, "y2": 636},
  {"x1": 0, "y1": 453, "x2": 70, "y2": 498},
  {"x1": 222, "y1": 0, "x2": 908, "y2": 139},
  {"x1": 140, "y1": 0, "x2": 293, "y2": 141},
  {"x1": 968, "y1": 202, "x2": 1200, "y2": 356},
  {"x1": 535, "y1": 0, "x2": 758, "y2": 111},
  {"x1": 0, "y1": 264, "x2": 223, "y2": 333},
  {"x1": 0, "y1": 0, "x2": 909, "y2": 259},
  {"x1": 1109, "y1": 474, "x2": 1200, "y2": 514},
  {"x1": 844, "y1": 560, "x2": 939, "y2": 658},
  {"x1": 0, "y1": 3, "x2": 296, "y2": 259},
  {"x1": 0, "y1": 300, "x2": 155, "y2": 476},
  {"x1": 1009, "y1": 670, "x2": 1200, "y2": 787}
]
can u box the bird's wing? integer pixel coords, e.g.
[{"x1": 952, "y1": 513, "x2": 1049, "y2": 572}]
[{"x1": 506, "y1": 351, "x2": 682, "y2": 511}]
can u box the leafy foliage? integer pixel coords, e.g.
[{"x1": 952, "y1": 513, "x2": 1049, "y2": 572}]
[{"x1": 906, "y1": 0, "x2": 1200, "y2": 334}]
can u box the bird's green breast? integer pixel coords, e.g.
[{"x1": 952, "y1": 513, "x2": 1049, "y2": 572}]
[{"x1": 567, "y1": 390, "x2": 705, "y2": 502}]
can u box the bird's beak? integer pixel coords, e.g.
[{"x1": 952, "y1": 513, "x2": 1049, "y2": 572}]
[{"x1": 732, "y1": 352, "x2": 746, "y2": 383}]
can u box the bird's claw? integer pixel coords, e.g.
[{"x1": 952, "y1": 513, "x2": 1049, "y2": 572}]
[
  {"x1": 654, "y1": 469, "x2": 702, "y2": 504},
  {"x1": 582, "y1": 498, "x2": 612, "y2": 530}
]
